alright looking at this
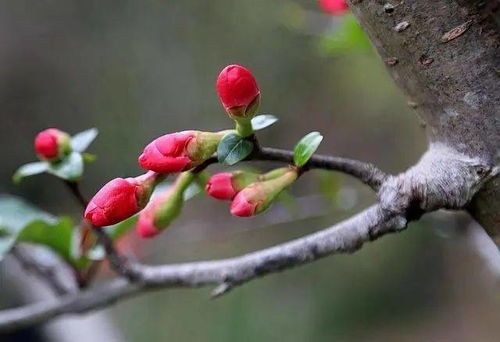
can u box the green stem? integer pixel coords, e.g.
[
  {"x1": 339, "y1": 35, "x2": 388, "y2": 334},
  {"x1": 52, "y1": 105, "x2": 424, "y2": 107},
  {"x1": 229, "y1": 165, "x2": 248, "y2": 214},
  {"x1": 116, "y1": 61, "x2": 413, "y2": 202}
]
[{"x1": 235, "y1": 120, "x2": 254, "y2": 138}]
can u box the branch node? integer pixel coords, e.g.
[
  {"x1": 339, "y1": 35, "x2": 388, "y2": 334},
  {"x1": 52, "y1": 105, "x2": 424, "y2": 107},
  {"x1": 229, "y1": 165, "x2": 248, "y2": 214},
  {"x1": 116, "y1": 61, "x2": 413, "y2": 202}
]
[{"x1": 210, "y1": 282, "x2": 234, "y2": 299}]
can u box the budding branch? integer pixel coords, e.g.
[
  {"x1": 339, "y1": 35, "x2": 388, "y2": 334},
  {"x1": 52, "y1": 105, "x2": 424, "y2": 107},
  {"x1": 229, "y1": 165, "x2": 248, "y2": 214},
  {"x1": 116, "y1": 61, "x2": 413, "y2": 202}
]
[{"x1": 0, "y1": 143, "x2": 397, "y2": 332}]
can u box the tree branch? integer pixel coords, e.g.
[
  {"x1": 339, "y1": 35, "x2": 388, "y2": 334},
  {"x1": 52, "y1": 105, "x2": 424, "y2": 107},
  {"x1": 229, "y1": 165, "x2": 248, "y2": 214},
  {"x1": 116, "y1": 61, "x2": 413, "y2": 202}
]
[
  {"x1": 194, "y1": 146, "x2": 388, "y2": 191},
  {"x1": 0, "y1": 203, "x2": 406, "y2": 332},
  {"x1": 11, "y1": 246, "x2": 75, "y2": 296},
  {"x1": 254, "y1": 147, "x2": 386, "y2": 191}
]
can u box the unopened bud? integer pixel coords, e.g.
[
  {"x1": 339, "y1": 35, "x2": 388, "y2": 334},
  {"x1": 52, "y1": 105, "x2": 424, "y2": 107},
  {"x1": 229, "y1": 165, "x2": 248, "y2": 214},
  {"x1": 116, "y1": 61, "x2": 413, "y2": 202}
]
[
  {"x1": 34, "y1": 128, "x2": 71, "y2": 162},
  {"x1": 216, "y1": 64, "x2": 260, "y2": 119},
  {"x1": 138, "y1": 131, "x2": 226, "y2": 174},
  {"x1": 137, "y1": 172, "x2": 194, "y2": 238},
  {"x1": 84, "y1": 171, "x2": 164, "y2": 227},
  {"x1": 230, "y1": 168, "x2": 298, "y2": 217}
]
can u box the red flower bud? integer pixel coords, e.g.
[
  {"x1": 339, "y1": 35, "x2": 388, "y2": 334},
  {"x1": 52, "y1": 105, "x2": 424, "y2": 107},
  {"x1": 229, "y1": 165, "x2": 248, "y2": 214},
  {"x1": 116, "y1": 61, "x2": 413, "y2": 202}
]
[
  {"x1": 34, "y1": 128, "x2": 71, "y2": 161},
  {"x1": 205, "y1": 173, "x2": 238, "y2": 200},
  {"x1": 138, "y1": 131, "x2": 194, "y2": 173},
  {"x1": 318, "y1": 0, "x2": 348, "y2": 16},
  {"x1": 216, "y1": 64, "x2": 260, "y2": 117},
  {"x1": 230, "y1": 169, "x2": 298, "y2": 217},
  {"x1": 138, "y1": 131, "x2": 223, "y2": 174},
  {"x1": 85, "y1": 172, "x2": 163, "y2": 227},
  {"x1": 230, "y1": 184, "x2": 265, "y2": 217},
  {"x1": 205, "y1": 170, "x2": 263, "y2": 200}
]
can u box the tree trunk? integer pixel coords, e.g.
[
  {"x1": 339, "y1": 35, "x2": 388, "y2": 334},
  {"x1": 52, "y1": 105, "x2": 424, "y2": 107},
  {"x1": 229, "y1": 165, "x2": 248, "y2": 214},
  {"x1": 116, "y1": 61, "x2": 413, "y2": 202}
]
[{"x1": 347, "y1": 0, "x2": 500, "y2": 243}]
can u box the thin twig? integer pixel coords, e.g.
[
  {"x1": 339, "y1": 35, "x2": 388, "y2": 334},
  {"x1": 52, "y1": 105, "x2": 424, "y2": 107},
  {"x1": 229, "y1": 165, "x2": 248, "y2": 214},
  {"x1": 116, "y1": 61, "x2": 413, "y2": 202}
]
[
  {"x1": 254, "y1": 147, "x2": 387, "y2": 191},
  {"x1": 63, "y1": 181, "x2": 89, "y2": 208},
  {"x1": 90, "y1": 225, "x2": 141, "y2": 281}
]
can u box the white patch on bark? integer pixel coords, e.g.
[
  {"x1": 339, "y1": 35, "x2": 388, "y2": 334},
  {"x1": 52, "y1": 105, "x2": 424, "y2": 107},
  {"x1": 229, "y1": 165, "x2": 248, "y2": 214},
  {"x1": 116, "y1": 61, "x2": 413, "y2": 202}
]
[{"x1": 463, "y1": 92, "x2": 482, "y2": 110}]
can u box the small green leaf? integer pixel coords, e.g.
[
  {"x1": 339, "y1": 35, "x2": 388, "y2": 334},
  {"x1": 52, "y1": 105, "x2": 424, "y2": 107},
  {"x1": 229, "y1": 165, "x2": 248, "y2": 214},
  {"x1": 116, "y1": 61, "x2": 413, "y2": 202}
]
[
  {"x1": 12, "y1": 162, "x2": 49, "y2": 183},
  {"x1": 217, "y1": 133, "x2": 254, "y2": 166},
  {"x1": 293, "y1": 132, "x2": 323, "y2": 167},
  {"x1": 82, "y1": 152, "x2": 97, "y2": 163},
  {"x1": 71, "y1": 128, "x2": 98, "y2": 153},
  {"x1": 105, "y1": 215, "x2": 139, "y2": 241},
  {"x1": 251, "y1": 115, "x2": 278, "y2": 131},
  {"x1": 18, "y1": 217, "x2": 76, "y2": 263},
  {"x1": 47, "y1": 152, "x2": 84, "y2": 181}
]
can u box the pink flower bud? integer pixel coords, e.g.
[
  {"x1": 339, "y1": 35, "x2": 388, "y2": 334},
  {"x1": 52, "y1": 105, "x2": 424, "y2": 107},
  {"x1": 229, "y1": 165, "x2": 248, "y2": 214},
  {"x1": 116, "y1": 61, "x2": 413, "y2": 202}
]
[
  {"x1": 205, "y1": 173, "x2": 238, "y2": 200},
  {"x1": 230, "y1": 184, "x2": 265, "y2": 217},
  {"x1": 205, "y1": 170, "x2": 264, "y2": 201},
  {"x1": 34, "y1": 128, "x2": 71, "y2": 161},
  {"x1": 230, "y1": 169, "x2": 298, "y2": 217},
  {"x1": 136, "y1": 190, "x2": 172, "y2": 238},
  {"x1": 318, "y1": 0, "x2": 348, "y2": 16},
  {"x1": 85, "y1": 172, "x2": 163, "y2": 227},
  {"x1": 216, "y1": 64, "x2": 260, "y2": 117},
  {"x1": 138, "y1": 131, "x2": 194, "y2": 173},
  {"x1": 138, "y1": 131, "x2": 224, "y2": 174},
  {"x1": 136, "y1": 172, "x2": 194, "y2": 238}
]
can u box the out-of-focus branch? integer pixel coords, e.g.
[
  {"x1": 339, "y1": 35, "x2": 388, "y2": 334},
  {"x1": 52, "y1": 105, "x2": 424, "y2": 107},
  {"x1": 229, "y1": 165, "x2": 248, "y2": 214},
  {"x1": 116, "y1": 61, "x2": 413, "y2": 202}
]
[
  {"x1": 11, "y1": 245, "x2": 75, "y2": 296},
  {"x1": 0, "y1": 204, "x2": 406, "y2": 332},
  {"x1": 464, "y1": 222, "x2": 500, "y2": 280}
]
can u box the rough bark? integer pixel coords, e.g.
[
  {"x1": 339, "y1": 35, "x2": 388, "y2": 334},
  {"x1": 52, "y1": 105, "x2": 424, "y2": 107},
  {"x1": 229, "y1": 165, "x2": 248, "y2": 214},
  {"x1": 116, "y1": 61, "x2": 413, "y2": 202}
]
[{"x1": 347, "y1": 0, "x2": 500, "y2": 241}]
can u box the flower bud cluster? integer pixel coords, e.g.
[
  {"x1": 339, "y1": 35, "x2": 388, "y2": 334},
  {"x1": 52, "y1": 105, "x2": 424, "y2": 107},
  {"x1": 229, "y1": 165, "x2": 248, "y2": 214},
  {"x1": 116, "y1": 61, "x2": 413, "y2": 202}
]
[{"x1": 206, "y1": 167, "x2": 298, "y2": 217}]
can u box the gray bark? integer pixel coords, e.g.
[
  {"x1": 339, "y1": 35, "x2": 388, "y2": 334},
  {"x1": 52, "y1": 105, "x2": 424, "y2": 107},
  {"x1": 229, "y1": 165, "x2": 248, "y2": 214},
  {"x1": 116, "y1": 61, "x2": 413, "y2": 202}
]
[{"x1": 347, "y1": 0, "x2": 499, "y2": 242}]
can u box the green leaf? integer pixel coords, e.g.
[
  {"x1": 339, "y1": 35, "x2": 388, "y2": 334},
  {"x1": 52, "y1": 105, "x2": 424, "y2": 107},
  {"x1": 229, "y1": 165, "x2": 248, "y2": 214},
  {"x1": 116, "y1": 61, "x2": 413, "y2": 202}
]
[
  {"x1": 217, "y1": 133, "x2": 254, "y2": 166},
  {"x1": 251, "y1": 115, "x2": 278, "y2": 131},
  {"x1": 47, "y1": 152, "x2": 84, "y2": 181},
  {"x1": 71, "y1": 128, "x2": 98, "y2": 153},
  {"x1": 0, "y1": 195, "x2": 88, "y2": 268},
  {"x1": 12, "y1": 162, "x2": 49, "y2": 183},
  {"x1": 318, "y1": 14, "x2": 372, "y2": 57},
  {"x1": 82, "y1": 152, "x2": 97, "y2": 163},
  {"x1": 105, "y1": 215, "x2": 139, "y2": 241},
  {"x1": 293, "y1": 132, "x2": 323, "y2": 167},
  {"x1": 18, "y1": 217, "x2": 76, "y2": 263}
]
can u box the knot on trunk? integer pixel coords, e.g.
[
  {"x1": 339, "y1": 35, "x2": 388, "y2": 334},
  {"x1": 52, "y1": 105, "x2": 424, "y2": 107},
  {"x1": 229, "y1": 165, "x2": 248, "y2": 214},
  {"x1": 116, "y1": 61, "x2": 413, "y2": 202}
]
[{"x1": 378, "y1": 144, "x2": 495, "y2": 220}]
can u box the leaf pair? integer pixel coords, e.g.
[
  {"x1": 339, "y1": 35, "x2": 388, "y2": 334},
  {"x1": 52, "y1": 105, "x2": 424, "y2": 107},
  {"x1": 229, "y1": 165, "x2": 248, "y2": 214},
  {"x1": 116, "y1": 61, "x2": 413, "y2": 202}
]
[{"x1": 217, "y1": 114, "x2": 278, "y2": 166}]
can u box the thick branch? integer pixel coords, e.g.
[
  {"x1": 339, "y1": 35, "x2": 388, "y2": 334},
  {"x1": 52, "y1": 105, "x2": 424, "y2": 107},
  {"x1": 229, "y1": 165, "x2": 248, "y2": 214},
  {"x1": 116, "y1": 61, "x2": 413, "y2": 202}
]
[
  {"x1": 347, "y1": 0, "x2": 500, "y2": 240},
  {"x1": 0, "y1": 204, "x2": 406, "y2": 332}
]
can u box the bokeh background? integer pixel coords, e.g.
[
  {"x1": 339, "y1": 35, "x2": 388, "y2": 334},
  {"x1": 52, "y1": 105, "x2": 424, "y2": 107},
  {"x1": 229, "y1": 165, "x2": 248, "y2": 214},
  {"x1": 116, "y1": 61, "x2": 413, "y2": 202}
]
[{"x1": 0, "y1": 1, "x2": 499, "y2": 341}]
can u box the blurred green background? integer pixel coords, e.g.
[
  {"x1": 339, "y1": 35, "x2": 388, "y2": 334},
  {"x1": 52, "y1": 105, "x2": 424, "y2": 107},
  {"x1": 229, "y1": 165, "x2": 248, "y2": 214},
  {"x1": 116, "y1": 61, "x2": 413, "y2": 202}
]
[{"x1": 0, "y1": 1, "x2": 498, "y2": 341}]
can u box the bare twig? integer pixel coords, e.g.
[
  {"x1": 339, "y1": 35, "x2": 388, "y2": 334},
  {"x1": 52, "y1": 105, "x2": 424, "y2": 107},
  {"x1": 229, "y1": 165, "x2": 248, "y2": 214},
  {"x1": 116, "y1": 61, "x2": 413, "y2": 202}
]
[
  {"x1": 63, "y1": 181, "x2": 89, "y2": 208},
  {"x1": 11, "y1": 246, "x2": 74, "y2": 296},
  {"x1": 90, "y1": 225, "x2": 141, "y2": 281}
]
